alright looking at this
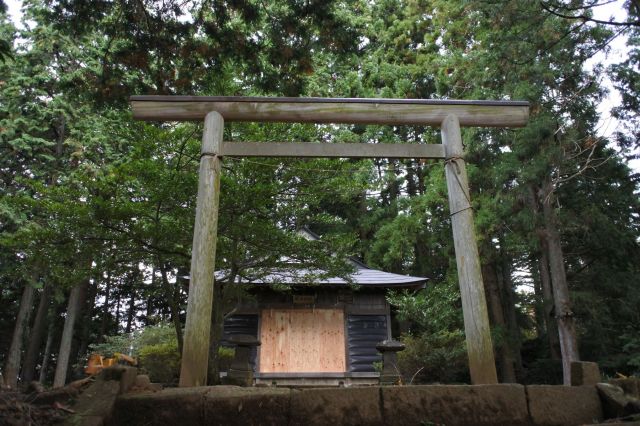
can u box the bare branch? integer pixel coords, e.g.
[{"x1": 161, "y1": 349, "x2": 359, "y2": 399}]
[{"x1": 540, "y1": 0, "x2": 640, "y2": 27}]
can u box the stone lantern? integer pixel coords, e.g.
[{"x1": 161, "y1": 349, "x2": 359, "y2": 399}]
[{"x1": 376, "y1": 340, "x2": 405, "y2": 385}]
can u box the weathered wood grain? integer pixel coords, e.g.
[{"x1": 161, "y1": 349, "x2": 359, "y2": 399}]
[
  {"x1": 220, "y1": 141, "x2": 445, "y2": 159},
  {"x1": 130, "y1": 96, "x2": 529, "y2": 127},
  {"x1": 179, "y1": 111, "x2": 223, "y2": 387},
  {"x1": 259, "y1": 309, "x2": 346, "y2": 373},
  {"x1": 441, "y1": 114, "x2": 498, "y2": 385}
]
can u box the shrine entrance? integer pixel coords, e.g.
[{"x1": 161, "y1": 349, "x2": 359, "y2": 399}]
[{"x1": 130, "y1": 95, "x2": 529, "y2": 387}]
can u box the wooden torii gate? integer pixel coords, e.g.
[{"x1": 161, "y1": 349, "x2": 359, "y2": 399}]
[{"x1": 130, "y1": 96, "x2": 530, "y2": 387}]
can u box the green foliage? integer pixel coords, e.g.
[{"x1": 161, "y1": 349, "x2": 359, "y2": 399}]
[
  {"x1": 388, "y1": 277, "x2": 464, "y2": 335},
  {"x1": 0, "y1": 12, "x2": 12, "y2": 63},
  {"x1": 609, "y1": 3, "x2": 640, "y2": 158},
  {"x1": 217, "y1": 347, "x2": 235, "y2": 373},
  {"x1": 136, "y1": 324, "x2": 178, "y2": 350},
  {"x1": 397, "y1": 332, "x2": 468, "y2": 384},
  {"x1": 88, "y1": 334, "x2": 137, "y2": 359},
  {"x1": 389, "y1": 279, "x2": 468, "y2": 383},
  {"x1": 522, "y1": 358, "x2": 564, "y2": 386},
  {"x1": 1, "y1": 0, "x2": 639, "y2": 388},
  {"x1": 89, "y1": 323, "x2": 181, "y2": 383},
  {"x1": 89, "y1": 323, "x2": 177, "y2": 358},
  {"x1": 620, "y1": 327, "x2": 640, "y2": 376},
  {"x1": 138, "y1": 341, "x2": 181, "y2": 384}
]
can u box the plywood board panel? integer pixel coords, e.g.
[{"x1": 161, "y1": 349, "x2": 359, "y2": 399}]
[
  {"x1": 259, "y1": 309, "x2": 345, "y2": 373},
  {"x1": 319, "y1": 309, "x2": 346, "y2": 371}
]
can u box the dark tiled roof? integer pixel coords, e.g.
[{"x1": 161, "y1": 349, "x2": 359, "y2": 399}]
[
  {"x1": 215, "y1": 261, "x2": 427, "y2": 288},
  {"x1": 213, "y1": 228, "x2": 428, "y2": 288}
]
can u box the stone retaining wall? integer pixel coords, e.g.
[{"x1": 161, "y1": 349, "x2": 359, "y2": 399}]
[{"x1": 109, "y1": 384, "x2": 606, "y2": 426}]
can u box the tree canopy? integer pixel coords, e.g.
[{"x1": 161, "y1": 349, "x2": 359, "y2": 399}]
[{"x1": 1, "y1": 0, "x2": 638, "y2": 388}]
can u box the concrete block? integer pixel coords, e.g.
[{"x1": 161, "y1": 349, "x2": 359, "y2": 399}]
[
  {"x1": 108, "y1": 386, "x2": 208, "y2": 425},
  {"x1": 571, "y1": 361, "x2": 601, "y2": 386},
  {"x1": 100, "y1": 365, "x2": 131, "y2": 382},
  {"x1": 203, "y1": 386, "x2": 291, "y2": 426},
  {"x1": 134, "y1": 374, "x2": 151, "y2": 389},
  {"x1": 72, "y1": 380, "x2": 120, "y2": 418},
  {"x1": 597, "y1": 383, "x2": 630, "y2": 418},
  {"x1": 148, "y1": 383, "x2": 163, "y2": 392},
  {"x1": 597, "y1": 383, "x2": 640, "y2": 419},
  {"x1": 527, "y1": 385, "x2": 603, "y2": 426},
  {"x1": 382, "y1": 384, "x2": 529, "y2": 426},
  {"x1": 290, "y1": 387, "x2": 383, "y2": 426},
  {"x1": 118, "y1": 367, "x2": 138, "y2": 394}
]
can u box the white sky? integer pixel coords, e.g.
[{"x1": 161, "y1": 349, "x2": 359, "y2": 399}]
[
  {"x1": 587, "y1": 3, "x2": 639, "y2": 171},
  {"x1": 4, "y1": 0, "x2": 21, "y2": 26},
  {"x1": 3, "y1": 0, "x2": 638, "y2": 170}
]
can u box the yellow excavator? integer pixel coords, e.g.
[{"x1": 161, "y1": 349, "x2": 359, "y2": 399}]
[{"x1": 85, "y1": 352, "x2": 137, "y2": 375}]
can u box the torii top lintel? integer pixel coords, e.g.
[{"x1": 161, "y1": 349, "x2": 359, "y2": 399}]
[{"x1": 130, "y1": 96, "x2": 529, "y2": 128}]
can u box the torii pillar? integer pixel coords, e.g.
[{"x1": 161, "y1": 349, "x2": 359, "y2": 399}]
[
  {"x1": 130, "y1": 96, "x2": 530, "y2": 386},
  {"x1": 179, "y1": 111, "x2": 224, "y2": 386}
]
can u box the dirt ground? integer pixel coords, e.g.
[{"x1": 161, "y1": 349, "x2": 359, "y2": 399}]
[{"x1": 0, "y1": 389, "x2": 72, "y2": 425}]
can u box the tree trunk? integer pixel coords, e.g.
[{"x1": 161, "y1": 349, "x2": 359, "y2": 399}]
[
  {"x1": 357, "y1": 191, "x2": 368, "y2": 258},
  {"x1": 3, "y1": 281, "x2": 36, "y2": 388},
  {"x1": 21, "y1": 282, "x2": 53, "y2": 384},
  {"x1": 538, "y1": 238, "x2": 562, "y2": 359},
  {"x1": 208, "y1": 239, "x2": 239, "y2": 385},
  {"x1": 498, "y1": 254, "x2": 524, "y2": 378},
  {"x1": 482, "y1": 262, "x2": 517, "y2": 383},
  {"x1": 529, "y1": 255, "x2": 546, "y2": 339},
  {"x1": 528, "y1": 184, "x2": 561, "y2": 359},
  {"x1": 75, "y1": 279, "x2": 98, "y2": 369},
  {"x1": 146, "y1": 295, "x2": 153, "y2": 325},
  {"x1": 125, "y1": 274, "x2": 136, "y2": 334},
  {"x1": 414, "y1": 233, "x2": 430, "y2": 277},
  {"x1": 387, "y1": 160, "x2": 400, "y2": 207},
  {"x1": 417, "y1": 161, "x2": 426, "y2": 195},
  {"x1": 146, "y1": 268, "x2": 155, "y2": 326},
  {"x1": 53, "y1": 280, "x2": 88, "y2": 388},
  {"x1": 39, "y1": 313, "x2": 56, "y2": 384},
  {"x1": 114, "y1": 292, "x2": 121, "y2": 331},
  {"x1": 98, "y1": 271, "x2": 112, "y2": 342},
  {"x1": 541, "y1": 182, "x2": 580, "y2": 385},
  {"x1": 406, "y1": 159, "x2": 417, "y2": 197},
  {"x1": 159, "y1": 262, "x2": 184, "y2": 354}
]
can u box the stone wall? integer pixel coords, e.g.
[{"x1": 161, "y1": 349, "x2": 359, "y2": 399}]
[{"x1": 109, "y1": 384, "x2": 607, "y2": 426}]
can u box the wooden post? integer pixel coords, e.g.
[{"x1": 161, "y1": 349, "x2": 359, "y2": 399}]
[
  {"x1": 441, "y1": 114, "x2": 498, "y2": 385},
  {"x1": 179, "y1": 111, "x2": 224, "y2": 387}
]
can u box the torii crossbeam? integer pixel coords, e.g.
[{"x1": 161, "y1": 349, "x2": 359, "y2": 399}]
[{"x1": 130, "y1": 95, "x2": 529, "y2": 387}]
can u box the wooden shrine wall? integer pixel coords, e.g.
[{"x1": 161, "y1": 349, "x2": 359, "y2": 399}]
[{"x1": 259, "y1": 308, "x2": 345, "y2": 373}]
